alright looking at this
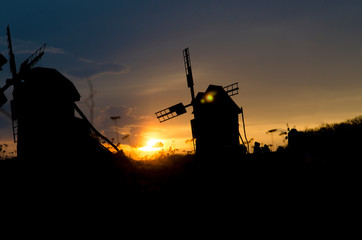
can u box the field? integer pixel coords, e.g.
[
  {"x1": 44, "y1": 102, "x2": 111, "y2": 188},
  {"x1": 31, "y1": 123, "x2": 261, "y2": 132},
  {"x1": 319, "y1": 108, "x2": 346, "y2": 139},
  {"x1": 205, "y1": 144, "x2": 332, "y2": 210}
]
[{"x1": 1, "y1": 117, "x2": 361, "y2": 210}]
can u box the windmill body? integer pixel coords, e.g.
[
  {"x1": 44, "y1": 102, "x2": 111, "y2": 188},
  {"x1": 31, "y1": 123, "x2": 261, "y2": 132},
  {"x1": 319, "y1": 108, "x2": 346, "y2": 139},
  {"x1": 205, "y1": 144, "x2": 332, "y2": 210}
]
[
  {"x1": 156, "y1": 48, "x2": 247, "y2": 159},
  {"x1": 13, "y1": 67, "x2": 93, "y2": 160},
  {"x1": 1, "y1": 26, "x2": 117, "y2": 161},
  {"x1": 191, "y1": 84, "x2": 242, "y2": 157}
]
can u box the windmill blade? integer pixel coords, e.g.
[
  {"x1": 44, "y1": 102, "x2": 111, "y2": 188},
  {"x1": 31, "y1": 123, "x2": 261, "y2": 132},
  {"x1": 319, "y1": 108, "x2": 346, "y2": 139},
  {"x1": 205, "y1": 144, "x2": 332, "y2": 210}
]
[
  {"x1": 0, "y1": 78, "x2": 17, "y2": 107},
  {"x1": 0, "y1": 89, "x2": 7, "y2": 107},
  {"x1": 0, "y1": 53, "x2": 7, "y2": 70},
  {"x1": 223, "y1": 82, "x2": 239, "y2": 96},
  {"x1": 19, "y1": 43, "x2": 46, "y2": 74},
  {"x1": 183, "y1": 48, "x2": 195, "y2": 101},
  {"x1": 6, "y1": 25, "x2": 17, "y2": 79},
  {"x1": 155, "y1": 103, "x2": 187, "y2": 123},
  {"x1": 73, "y1": 103, "x2": 119, "y2": 153}
]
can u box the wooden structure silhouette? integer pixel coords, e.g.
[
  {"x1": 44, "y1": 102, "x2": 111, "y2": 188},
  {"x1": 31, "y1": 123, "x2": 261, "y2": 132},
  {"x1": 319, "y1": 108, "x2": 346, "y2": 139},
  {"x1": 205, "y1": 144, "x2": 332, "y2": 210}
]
[
  {"x1": 0, "y1": 26, "x2": 118, "y2": 160},
  {"x1": 156, "y1": 48, "x2": 248, "y2": 158}
]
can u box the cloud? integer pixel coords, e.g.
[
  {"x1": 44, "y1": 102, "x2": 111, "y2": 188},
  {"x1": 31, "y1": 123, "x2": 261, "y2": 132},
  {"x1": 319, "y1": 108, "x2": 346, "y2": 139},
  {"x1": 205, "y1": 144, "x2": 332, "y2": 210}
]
[
  {"x1": 17, "y1": 46, "x2": 65, "y2": 55},
  {"x1": 67, "y1": 58, "x2": 129, "y2": 79},
  {"x1": 96, "y1": 105, "x2": 136, "y2": 124},
  {"x1": 0, "y1": 36, "x2": 65, "y2": 55},
  {"x1": 1, "y1": 36, "x2": 128, "y2": 79},
  {"x1": 0, "y1": 108, "x2": 11, "y2": 119},
  {"x1": 137, "y1": 87, "x2": 167, "y2": 96},
  {"x1": 90, "y1": 105, "x2": 160, "y2": 148},
  {"x1": 45, "y1": 46, "x2": 66, "y2": 54},
  {"x1": 152, "y1": 141, "x2": 164, "y2": 148},
  {"x1": 78, "y1": 57, "x2": 94, "y2": 63}
]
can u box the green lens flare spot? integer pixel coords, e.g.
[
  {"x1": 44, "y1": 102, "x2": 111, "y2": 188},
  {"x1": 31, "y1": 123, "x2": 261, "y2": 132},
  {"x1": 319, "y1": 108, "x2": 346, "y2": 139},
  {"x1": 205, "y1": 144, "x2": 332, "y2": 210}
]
[{"x1": 206, "y1": 94, "x2": 214, "y2": 102}]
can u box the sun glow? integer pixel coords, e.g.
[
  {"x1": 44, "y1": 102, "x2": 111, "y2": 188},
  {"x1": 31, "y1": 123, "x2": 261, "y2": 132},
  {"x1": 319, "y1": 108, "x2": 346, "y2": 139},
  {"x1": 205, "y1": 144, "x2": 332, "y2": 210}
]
[
  {"x1": 138, "y1": 139, "x2": 165, "y2": 152},
  {"x1": 101, "y1": 128, "x2": 194, "y2": 160}
]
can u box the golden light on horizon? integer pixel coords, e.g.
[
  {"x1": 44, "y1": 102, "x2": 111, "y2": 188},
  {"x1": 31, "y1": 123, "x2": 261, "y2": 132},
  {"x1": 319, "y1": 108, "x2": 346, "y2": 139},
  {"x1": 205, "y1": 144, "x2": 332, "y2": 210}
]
[{"x1": 138, "y1": 138, "x2": 165, "y2": 152}]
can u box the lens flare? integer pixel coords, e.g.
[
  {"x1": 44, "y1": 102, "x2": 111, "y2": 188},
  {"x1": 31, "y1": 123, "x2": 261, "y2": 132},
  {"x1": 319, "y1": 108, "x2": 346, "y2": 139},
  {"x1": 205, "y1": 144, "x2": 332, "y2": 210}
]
[{"x1": 206, "y1": 94, "x2": 213, "y2": 102}]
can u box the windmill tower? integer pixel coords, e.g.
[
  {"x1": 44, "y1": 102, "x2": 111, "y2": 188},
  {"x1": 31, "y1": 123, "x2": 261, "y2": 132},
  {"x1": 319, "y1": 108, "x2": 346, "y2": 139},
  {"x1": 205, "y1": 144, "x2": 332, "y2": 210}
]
[
  {"x1": 0, "y1": 26, "x2": 118, "y2": 161},
  {"x1": 155, "y1": 48, "x2": 247, "y2": 159}
]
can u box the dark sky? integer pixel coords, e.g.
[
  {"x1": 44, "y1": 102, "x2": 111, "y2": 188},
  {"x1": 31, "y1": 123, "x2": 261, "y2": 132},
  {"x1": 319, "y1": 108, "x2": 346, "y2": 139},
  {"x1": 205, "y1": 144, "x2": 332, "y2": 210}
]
[{"x1": 2, "y1": 0, "x2": 362, "y2": 154}]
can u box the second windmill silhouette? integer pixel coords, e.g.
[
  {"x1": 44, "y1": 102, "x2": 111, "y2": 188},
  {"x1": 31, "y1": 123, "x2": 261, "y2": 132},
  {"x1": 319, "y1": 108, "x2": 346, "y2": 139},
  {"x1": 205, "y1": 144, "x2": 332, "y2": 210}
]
[{"x1": 155, "y1": 48, "x2": 249, "y2": 158}]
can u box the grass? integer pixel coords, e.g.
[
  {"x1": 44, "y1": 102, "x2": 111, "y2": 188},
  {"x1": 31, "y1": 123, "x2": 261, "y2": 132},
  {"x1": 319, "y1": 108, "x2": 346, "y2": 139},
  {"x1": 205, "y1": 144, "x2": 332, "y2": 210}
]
[
  {"x1": 287, "y1": 115, "x2": 362, "y2": 163},
  {"x1": 2, "y1": 116, "x2": 361, "y2": 202},
  {"x1": 110, "y1": 116, "x2": 362, "y2": 197}
]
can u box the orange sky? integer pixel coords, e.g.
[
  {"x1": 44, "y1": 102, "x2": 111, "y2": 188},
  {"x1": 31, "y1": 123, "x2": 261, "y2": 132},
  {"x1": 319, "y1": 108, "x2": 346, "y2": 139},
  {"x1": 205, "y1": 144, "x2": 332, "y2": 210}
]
[{"x1": 2, "y1": 1, "x2": 362, "y2": 159}]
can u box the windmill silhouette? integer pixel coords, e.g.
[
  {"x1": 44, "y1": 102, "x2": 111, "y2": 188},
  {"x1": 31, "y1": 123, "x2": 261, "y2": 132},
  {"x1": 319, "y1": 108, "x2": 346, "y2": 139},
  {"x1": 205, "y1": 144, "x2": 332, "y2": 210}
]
[
  {"x1": 155, "y1": 48, "x2": 248, "y2": 158},
  {"x1": 0, "y1": 26, "x2": 118, "y2": 160}
]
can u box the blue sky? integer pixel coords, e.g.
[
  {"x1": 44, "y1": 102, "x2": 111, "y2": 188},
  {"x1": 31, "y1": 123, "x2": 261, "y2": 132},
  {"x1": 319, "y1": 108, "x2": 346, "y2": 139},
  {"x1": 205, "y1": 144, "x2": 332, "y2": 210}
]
[{"x1": 2, "y1": 0, "x2": 362, "y2": 154}]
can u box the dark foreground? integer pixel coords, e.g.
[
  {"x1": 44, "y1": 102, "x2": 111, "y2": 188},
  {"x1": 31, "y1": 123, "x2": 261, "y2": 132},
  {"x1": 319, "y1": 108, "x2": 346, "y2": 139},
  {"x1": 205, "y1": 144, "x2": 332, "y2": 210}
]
[
  {"x1": 1, "y1": 150, "x2": 359, "y2": 203},
  {"x1": 1, "y1": 152, "x2": 357, "y2": 235},
  {"x1": 1, "y1": 154, "x2": 360, "y2": 232}
]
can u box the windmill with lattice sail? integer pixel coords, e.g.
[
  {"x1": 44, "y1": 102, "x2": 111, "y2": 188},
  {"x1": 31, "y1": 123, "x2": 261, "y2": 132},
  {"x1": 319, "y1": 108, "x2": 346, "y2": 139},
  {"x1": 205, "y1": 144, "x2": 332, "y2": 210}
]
[
  {"x1": 155, "y1": 48, "x2": 248, "y2": 157},
  {"x1": 0, "y1": 26, "x2": 47, "y2": 144},
  {"x1": 0, "y1": 26, "x2": 118, "y2": 160}
]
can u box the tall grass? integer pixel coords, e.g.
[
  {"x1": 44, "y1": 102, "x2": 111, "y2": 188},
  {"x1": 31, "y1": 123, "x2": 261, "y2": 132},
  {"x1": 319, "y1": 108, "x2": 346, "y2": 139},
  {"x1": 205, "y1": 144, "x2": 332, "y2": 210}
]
[{"x1": 288, "y1": 115, "x2": 362, "y2": 162}]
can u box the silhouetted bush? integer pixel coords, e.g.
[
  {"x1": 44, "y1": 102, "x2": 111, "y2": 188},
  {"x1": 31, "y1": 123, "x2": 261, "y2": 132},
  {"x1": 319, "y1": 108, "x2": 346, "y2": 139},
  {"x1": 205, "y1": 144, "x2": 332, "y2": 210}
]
[{"x1": 287, "y1": 115, "x2": 362, "y2": 164}]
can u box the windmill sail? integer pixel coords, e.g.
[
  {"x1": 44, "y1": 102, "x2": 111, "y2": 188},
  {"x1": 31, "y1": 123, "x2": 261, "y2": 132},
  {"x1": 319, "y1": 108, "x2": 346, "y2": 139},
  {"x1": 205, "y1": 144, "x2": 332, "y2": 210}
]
[
  {"x1": 223, "y1": 82, "x2": 239, "y2": 96},
  {"x1": 183, "y1": 48, "x2": 195, "y2": 101},
  {"x1": 0, "y1": 90, "x2": 7, "y2": 107},
  {"x1": 20, "y1": 43, "x2": 46, "y2": 73},
  {"x1": 6, "y1": 26, "x2": 18, "y2": 80},
  {"x1": 155, "y1": 103, "x2": 187, "y2": 123}
]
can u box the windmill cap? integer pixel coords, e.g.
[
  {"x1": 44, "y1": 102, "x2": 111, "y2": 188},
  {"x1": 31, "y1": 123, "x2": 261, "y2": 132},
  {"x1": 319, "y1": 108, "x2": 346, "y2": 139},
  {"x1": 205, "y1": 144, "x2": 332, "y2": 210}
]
[{"x1": 0, "y1": 53, "x2": 8, "y2": 70}]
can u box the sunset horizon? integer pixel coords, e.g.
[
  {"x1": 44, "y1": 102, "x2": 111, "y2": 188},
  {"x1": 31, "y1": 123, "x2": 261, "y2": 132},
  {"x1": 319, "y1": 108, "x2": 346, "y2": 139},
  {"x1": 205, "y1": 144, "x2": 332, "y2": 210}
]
[
  {"x1": 2, "y1": 1, "x2": 362, "y2": 205},
  {"x1": 2, "y1": 1, "x2": 362, "y2": 160}
]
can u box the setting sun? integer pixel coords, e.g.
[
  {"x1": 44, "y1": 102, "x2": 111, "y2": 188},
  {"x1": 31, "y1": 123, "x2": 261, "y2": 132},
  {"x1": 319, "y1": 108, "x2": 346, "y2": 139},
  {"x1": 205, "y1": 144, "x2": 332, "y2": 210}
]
[{"x1": 138, "y1": 139, "x2": 165, "y2": 152}]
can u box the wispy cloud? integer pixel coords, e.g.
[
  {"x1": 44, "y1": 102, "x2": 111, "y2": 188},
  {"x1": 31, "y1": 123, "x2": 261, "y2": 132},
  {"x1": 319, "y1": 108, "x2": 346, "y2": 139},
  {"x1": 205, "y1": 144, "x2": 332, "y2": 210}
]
[
  {"x1": 137, "y1": 87, "x2": 167, "y2": 96},
  {"x1": 90, "y1": 105, "x2": 160, "y2": 148},
  {"x1": 0, "y1": 36, "x2": 65, "y2": 55},
  {"x1": 16, "y1": 46, "x2": 66, "y2": 55},
  {"x1": 67, "y1": 58, "x2": 129, "y2": 79},
  {"x1": 0, "y1": 108, "x2": 11, "y2": 120},
  {"x1": 45, "y1": 46, "x2": 66, "y2": 54},
  {"x1": 78, "y1": 57, "x2": 94, "y2": 63}
]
